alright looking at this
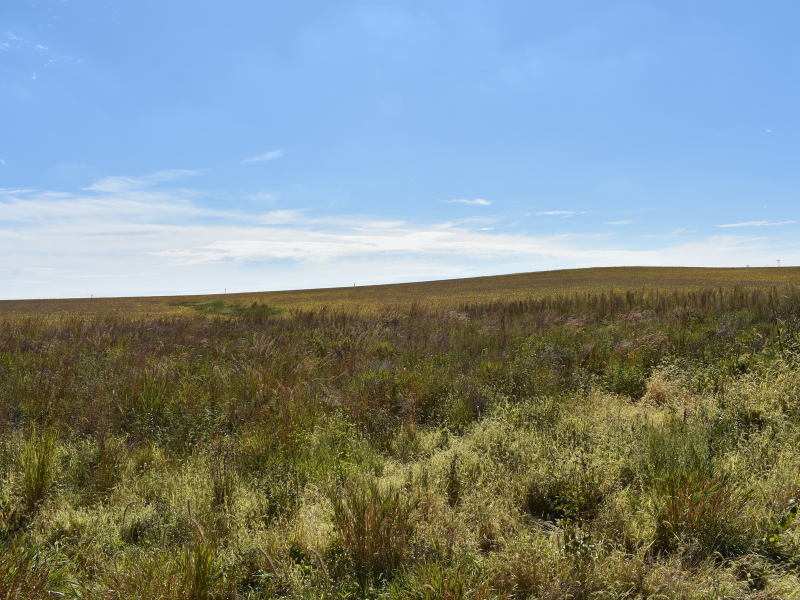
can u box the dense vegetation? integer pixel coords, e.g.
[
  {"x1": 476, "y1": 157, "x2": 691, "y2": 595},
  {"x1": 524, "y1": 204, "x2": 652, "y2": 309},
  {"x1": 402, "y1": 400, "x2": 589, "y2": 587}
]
[{"x1": 2, "y1": 270, "x2": 800, "y2": 598}]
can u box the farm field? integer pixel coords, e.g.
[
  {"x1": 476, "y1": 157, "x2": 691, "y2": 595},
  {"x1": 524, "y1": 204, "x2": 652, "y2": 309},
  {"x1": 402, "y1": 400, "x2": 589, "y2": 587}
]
[{"x1": 2, "y1": 266, "x2": 800, "y2": 598}]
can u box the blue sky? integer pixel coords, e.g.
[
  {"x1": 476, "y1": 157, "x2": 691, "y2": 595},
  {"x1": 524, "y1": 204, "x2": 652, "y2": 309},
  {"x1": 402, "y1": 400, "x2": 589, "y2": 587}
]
[{"x1": 2, "y1": 1, "x2": 799, "y2": 299}]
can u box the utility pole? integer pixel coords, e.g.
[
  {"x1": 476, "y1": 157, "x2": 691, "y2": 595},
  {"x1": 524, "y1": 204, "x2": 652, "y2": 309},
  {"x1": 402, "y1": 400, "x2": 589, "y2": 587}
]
[{"x1": 778, "y1": 260, "x2": 781, "y2": 267}]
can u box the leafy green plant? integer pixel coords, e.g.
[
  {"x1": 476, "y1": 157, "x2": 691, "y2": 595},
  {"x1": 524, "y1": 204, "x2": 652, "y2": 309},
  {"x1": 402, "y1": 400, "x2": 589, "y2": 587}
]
[{"x1": 760, "y1": 499, "x2": 800, "y2": 565}]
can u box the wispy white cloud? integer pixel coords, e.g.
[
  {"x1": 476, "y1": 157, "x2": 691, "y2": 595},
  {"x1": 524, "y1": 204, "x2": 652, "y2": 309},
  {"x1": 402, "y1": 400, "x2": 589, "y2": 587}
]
[
  {"x1": 642, "y1": 228, "x2": 687, "y2": 239},
  {"x1": 606, "y1": 220, "x2": 632, "y2": 225},
  {"x1": 85, "y1": 169, "x2": 200, "y2": 193},
  {"x1": 2, "y1": 172, "x2": 800, "y2": 299},
  {"x1": 441, "y1": 198, "x2": 491, "y2": 205},
  {"x1": 360, "y1": 221, "x2": 406, "y2": 229},
  {"x1": 242, "y1": 150, "x2": 283, "y2": 164},
  {"x1": 452, "y1": 217, "x2": 497, "y2": 226},
  {"x1": 0, "y1": 159, "x2": 5, "y2": 166},
  {"x1": 258, "y1": 210, "x2": 306, "y2": 225},
  {"x1": 537, "y1": 210, "x2": 575, "y2": 216},
  {"x1": 717, "y1": 220, "x2": 797, "y2": 228},
  {"x1": 245, "y1": 192, "x2": 278, "y2": 203}
]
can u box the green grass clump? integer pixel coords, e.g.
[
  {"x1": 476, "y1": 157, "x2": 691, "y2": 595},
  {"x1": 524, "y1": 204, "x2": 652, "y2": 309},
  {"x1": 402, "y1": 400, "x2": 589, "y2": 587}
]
[
  {"x1": 19, "y1": 425, "x2": 57, "y2": 514},
  {"x1": 329, "y1": 476, "x2": 419, "y2": 586},
  {"x1": 1, "y1": 268, "x2": 800, "y2": 597},
  {"x1": 176, "y1": 299, "x2": 283, "y2": 321}
]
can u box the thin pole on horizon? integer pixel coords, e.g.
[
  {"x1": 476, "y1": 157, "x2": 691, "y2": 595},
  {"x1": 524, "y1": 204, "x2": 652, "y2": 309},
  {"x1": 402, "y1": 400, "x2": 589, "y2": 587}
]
[{"x1": 778, "y1": 260, "x2": 781, "y2": 267}]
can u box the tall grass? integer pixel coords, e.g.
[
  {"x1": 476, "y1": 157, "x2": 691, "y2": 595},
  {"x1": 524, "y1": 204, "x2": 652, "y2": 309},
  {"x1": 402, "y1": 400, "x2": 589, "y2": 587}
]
[
  {"x1": 0, "y1": 277, "x2": 799, "y2": 597},
  {"x1": 329, "y1": 476, "x2": 419, "y2": 584},
  {"x1": 19, "y1": 425, "x2": 57, "y2": 514},
  {"x1": 0, "y1": 536, "x2": 72, "y2": 599}
]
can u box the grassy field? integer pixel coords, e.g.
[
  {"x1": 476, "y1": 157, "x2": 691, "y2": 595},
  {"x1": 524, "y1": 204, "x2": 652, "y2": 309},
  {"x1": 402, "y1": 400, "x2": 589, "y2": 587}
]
[
  {"x1": 2, "y1": 266, "x2": 799, "y2": 316},
  {"x1": 2, "y1": 266, "x2": 800, "y2": 598}
]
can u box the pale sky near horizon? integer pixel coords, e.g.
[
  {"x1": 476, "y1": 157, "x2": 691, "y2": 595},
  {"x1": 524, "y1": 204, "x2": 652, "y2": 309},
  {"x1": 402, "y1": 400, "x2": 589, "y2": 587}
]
[{"x1": 2, "y1": 1, "x2": 799, "y2": 299}]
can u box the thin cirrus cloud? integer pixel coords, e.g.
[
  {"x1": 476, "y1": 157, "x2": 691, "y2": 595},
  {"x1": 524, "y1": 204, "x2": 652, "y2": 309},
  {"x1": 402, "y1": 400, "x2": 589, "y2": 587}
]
[
  {"x1": 537, "y1": 211, "x2": 575, "y2": 216},
  {"x1": 242, "y1": 150, "x2": 284, "y2": 164},
  {"x1": 2, "y1": 170, "x2": 800, "y2": 299},
  {"x1": 85, "y1": 169, "x2": 201, "y2": 193},
  {"x1": 441, "y1": 198, "x2": 491, "y2": 205},
  {"x1": 717, "y1": 220, "x2": 797, "y2": 228},
  {"x1": 258, "y1": 210, "x2": 306, "y2": 225},
  {"x1": 606, "y1": 220, "x2": 633, "y2": 225}
]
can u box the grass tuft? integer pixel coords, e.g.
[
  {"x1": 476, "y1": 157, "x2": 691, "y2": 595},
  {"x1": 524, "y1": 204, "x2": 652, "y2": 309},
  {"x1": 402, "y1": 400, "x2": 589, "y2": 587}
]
[{"x1": 19, "y1": 425, "x2": 57, "y2": 514}]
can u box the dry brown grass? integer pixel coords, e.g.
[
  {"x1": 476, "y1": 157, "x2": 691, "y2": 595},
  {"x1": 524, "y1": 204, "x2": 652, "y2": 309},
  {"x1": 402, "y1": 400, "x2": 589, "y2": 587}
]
[{"x1": 2, "y1": 266, "x2": 799, "y2": 317}]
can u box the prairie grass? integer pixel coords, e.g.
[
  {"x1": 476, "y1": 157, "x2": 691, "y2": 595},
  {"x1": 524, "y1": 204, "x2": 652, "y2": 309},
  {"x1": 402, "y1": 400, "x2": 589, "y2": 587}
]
[
  {"x1": 0, "y1": 267, "x2": 800, "y2": 597},
  {"x1": 19, "y1": 425, "x2": 57, "y2": 513}
]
